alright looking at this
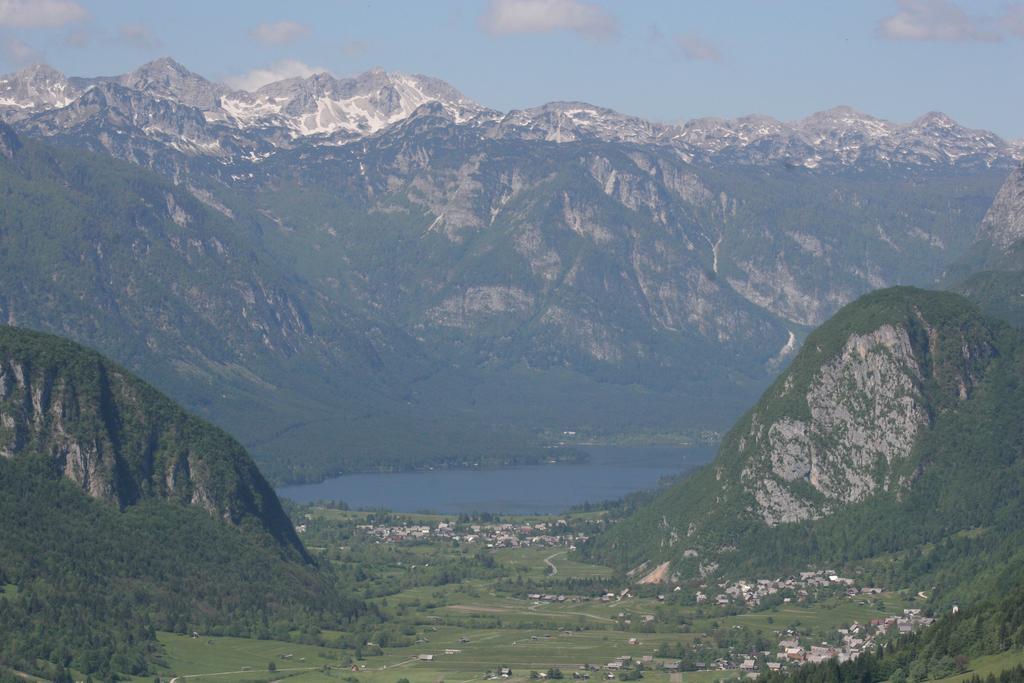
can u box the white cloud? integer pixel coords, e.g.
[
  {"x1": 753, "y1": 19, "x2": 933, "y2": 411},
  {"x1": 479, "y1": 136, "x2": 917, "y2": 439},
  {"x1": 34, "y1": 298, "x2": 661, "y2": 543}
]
[
  {"x1": 118, "y1": 23, "x2": 162, "y2": 50},
  {"x1": 3, "y1": 37, "x2": 42, "y2": 64},
  {"x1": 249, "y1": 20, "x2": 310, "y2": 46},
  {"x1": 878, "y1": 0, "x2": 999, "y2": 41},
  {"x1": 674, "y1": 33, "x2": 722, "y2": 62},
  {"x1": 479, "y1": 0, "x2": 617, "y2": 40},
  {"x1": 1003, "y1": 4, "x2": 1024, "y2": 36},
  {"x1": 226, "y1": 59, "x2": 326, "y2": 91},
  {"x1": 63, "y1": 27, "x2": 92, "y2": 48},
  {"x1": 341, "y1": 39, "x2": 368, "y2": 58},
  {"x1": 0, "y1": 0, "x2": 85, "y2": 27}
]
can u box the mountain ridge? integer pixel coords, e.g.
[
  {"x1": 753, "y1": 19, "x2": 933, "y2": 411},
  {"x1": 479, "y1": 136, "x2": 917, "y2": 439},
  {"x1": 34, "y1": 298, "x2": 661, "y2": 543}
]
[{"x1": 2, "y1": 59, "x2": 1020, "y2": 169}]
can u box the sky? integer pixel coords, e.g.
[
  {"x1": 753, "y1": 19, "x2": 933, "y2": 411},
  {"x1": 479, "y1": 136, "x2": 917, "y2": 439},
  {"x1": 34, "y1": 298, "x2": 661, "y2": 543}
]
[{"x1": 1, "y1": 0, "x2": 1023, "y2": 138}]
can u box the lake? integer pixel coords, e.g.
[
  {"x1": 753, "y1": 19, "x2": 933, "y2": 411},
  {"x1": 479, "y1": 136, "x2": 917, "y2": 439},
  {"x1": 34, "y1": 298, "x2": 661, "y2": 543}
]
[{"x1": 276, "y1": 444, "x2": 716, "y2": 514}]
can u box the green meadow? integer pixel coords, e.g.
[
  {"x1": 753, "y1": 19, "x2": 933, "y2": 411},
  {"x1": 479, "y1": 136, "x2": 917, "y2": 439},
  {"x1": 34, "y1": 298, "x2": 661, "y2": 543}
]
[{"x1": 130, "y1": 508, "x2": 1017, "y2": 683}]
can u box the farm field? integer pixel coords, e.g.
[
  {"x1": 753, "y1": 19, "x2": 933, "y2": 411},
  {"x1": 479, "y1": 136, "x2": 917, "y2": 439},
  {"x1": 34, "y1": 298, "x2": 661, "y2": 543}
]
[
  {"x1": 131, "y1": 506, "x2": 941, "y2": 683},
  {"x1": 492, "y1": 548, "x2": 614, "y2": 580},
  {"x1": 148, "y1": 628, "x2": 749, "y2": 683}
]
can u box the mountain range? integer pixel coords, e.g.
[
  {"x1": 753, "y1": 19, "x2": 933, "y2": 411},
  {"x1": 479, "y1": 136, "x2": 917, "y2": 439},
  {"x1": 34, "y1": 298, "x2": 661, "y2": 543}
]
[
  {"x1": 0, "y1": 58, "x2": 1020, "y2": 483},
  {"x1": 4, "y1": 55, "x2": 1024, "y2": 683},
  {"x1": 3, "y1": 59, "x2": 1021, "y2": 168}
]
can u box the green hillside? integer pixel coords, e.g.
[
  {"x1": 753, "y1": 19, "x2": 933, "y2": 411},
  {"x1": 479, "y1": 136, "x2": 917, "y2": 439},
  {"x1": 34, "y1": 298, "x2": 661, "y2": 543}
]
[
  {"x1": 585, "y1": 287, "x2": 1024, "y2": 602},
  {"x1": 0, "y1": 325, "x2": 365, "y2": 679},
  {"x1": 0, "y1": 324, "x2": 303, "y2": 553}
]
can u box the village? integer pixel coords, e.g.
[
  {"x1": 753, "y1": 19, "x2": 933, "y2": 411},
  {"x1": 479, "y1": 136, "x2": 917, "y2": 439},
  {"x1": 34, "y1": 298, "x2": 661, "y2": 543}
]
[
  {"x1": 506, "y1": 607, "x2": 933, "y2": 679},
  {"x1": 345, "y1": 518, "x2": 593, "y2": 549},
  {"x1": 519, "y1": 570, "x2": 937, "y2": 677},
  {"x1": 410, "y1": 605, "x2": 935, "y2": 683},
  {"x1": 699, "y1": 569, "x2": 887, "y2": 608}
]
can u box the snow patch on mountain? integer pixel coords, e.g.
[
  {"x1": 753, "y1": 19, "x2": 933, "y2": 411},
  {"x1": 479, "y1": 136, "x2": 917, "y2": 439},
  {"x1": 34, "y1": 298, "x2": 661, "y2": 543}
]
[{"x1": 0, "y1": 60, "x2": 1018, "y2": 170}]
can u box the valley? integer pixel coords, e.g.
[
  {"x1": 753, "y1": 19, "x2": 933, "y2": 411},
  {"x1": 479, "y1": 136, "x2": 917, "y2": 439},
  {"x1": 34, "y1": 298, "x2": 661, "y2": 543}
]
[
  {"x1": 0, "y1": 58, "x2": 1017, "y2": 485},
  {"x1": 2, "y1": 7, "x2": 1024, "y2": 682},
  {"x1": 129, "y1": 506, "x2": 929, "y2": 683}
]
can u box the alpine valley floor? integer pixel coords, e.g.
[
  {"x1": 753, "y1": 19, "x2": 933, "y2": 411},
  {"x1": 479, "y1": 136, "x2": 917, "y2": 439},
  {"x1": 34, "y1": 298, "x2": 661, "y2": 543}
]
[{"x1": 111, "y1": 507, "x2": 977, "y2": 683}]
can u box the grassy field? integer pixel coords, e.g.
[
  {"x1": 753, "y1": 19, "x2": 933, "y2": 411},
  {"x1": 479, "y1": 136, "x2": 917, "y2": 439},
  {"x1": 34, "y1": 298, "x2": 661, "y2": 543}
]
[
  {"x1": 146, "y1": 633, "x2": 337, "y2": 682},
  {"x1": 938, "y1": 650, "x2": 1024, "y2": 683},
  {"x1": 148, "y1": 629, "x2": 751, "y2": 683},
  {"x1": 690, "y1": 594, "x2": 914, "y2": 633},
  {"x1": 130, "y1": 514, "x2": 934, "y2": 683},
  {"x1": 147, "y1": 628, "x2": 1024, "y2": 683},
  {"x1": 493, "y1": 547, "x2": 614, "y2": 580}
]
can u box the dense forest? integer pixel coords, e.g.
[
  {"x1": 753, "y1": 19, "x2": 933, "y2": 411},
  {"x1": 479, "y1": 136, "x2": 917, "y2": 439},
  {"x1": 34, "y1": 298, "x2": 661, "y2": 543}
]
[
  {"x1": 0, "y1": 455, "x2": 369, "y2": 679},
  {"x1": 0, "y1": 326, "x2": 372, "y2": 679}
]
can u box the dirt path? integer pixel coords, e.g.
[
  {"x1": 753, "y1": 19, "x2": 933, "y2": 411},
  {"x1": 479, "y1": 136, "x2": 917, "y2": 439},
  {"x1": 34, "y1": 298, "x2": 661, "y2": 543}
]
[
  {"x1": 544, "y1": 551, "x2": 566, "y2": 575},
  {"x1": 168, "y1": 666, "x2": 318, "y2": 682}
]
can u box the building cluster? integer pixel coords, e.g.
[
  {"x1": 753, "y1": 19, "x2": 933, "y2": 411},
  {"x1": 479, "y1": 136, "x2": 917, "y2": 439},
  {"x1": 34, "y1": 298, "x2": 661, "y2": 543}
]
[
  {"x1": 355, "y1": 519, "x2": 590, "y2": 548},
  {"x1": 775, "y1": 608, "x2": 933, "y2": 666},
  {"x1": 691, "y1": 608, "x2": 934, "y2": 676},
  {"x1": 696, "y1": 570, "x2": 884, "y2": 607}
]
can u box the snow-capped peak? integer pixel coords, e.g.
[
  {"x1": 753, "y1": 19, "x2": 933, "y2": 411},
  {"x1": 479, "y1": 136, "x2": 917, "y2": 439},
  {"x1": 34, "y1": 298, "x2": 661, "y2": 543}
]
[
  {"x1": 0, "y1": 64, "x2": 79, "y2": 115},
  {"x1": 797, "y1": 106, "x2": 894, "y2": 137},
  {"x1": 217, "y1": 68, "x2": 486, "y2": 137},
  {"x1": 669, "y1": 107, "x2": 1013, "y2": 168},
  {"x1": 116, "y1": 57, "x2": 227, "y2": 110},
  {"x1": 0, "y1": 59, "x2": 1017, "y2": 170},
  {"x1": 489, "y1": 101, "x2": 671, "y2": 144}
]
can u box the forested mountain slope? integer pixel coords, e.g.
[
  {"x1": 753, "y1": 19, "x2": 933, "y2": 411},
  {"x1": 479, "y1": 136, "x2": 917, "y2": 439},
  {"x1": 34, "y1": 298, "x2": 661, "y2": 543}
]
[
  {"x1": 586, "y1": 288, "x2": 1024, "y2": 600},
  {"x1": 0, "y1": 121, "x2": 551, "y2": 483},
  {"x1": 0, "y1": 325, "x2": 364, "y2": 679},
  {"x1": 0, "y1": 324, "x2": 302, "y2": 552}
]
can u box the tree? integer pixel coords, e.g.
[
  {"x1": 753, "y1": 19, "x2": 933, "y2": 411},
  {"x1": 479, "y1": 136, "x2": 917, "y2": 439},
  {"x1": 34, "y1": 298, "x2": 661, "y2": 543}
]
[{"x1": 268, "y1": 661, "x2": 277, "y2": 672}]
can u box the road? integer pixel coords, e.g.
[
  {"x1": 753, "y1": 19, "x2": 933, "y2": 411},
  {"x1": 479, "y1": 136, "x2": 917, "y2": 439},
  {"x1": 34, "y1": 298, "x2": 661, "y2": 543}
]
[
  {"x1": 168, "y1": 667, "x2": 318, "y2": 683},
  {"x1": 544, "y1": 551, "x2": 566, "y2": 575}
]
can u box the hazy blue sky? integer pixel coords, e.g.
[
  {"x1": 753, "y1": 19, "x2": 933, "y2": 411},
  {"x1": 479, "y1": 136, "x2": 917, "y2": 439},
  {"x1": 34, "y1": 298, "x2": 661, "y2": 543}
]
[{"x1": 2, "y1": 0, "x2": 1022, "y2": 137}]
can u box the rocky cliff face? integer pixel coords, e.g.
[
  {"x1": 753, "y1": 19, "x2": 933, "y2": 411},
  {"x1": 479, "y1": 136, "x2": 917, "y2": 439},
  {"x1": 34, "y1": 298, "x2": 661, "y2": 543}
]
[
  {"x1": 0, "y1": 324, "x2": 305, "y2": 557},
  {"x1": 742, "y1": 324, "x2": 929, "y2": 524},
  {"x1": 588, "y1": 288, "x2": 1006, "y2": 577},
  {"x1": 948, "y1": 164, "x2": 1024, "y2": 328},
  {"x1": 976, "y1": 164, "x2": 1024, "y2": 254}
]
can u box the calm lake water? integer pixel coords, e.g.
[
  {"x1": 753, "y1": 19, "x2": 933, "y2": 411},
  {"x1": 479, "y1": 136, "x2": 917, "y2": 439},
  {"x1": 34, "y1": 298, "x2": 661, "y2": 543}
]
[{"x1": 277, "y1": 444, "x2": 716, "y2": 514}]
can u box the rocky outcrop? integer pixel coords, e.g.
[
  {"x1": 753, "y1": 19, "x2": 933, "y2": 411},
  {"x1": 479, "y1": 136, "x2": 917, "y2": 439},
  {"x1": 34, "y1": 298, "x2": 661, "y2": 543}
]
[
  {"x1": 587, "y1": 288, "x2": 1006, "y2": 577},
  {"x1": 0, "y1": 122, "x2": 19, "y2": 159},
  {"x1": 0, "y1": 325, "x2": 306, "y2": 558},
  {"x1": 976, "y1": 165, "x2": 1024, "y2": 253},
  {"x1": 741, "y1": 324, "x2": 929, "y2": 524}
]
